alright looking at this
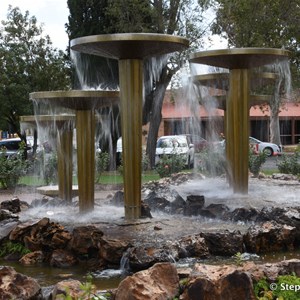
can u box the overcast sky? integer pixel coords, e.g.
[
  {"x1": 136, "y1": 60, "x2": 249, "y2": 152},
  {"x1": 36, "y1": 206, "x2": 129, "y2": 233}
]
[
  {"x1": 0, "y1": 0, "x2": 69, "y2": 50},
  {"x1": 0, "y1": 1, "x2": 226, "y2": 52}
]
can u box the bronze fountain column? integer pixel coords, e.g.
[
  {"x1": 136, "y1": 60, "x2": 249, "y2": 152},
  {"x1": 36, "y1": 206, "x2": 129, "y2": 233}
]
[
  {"x1": 30, "y1": 90, "x2": 119, "y2": 212},
  {"x1": 71, "y1": 33, "x2": 189, "y2": 219},
  {"x1": 190, "y1": 48, "x2": 289, "y2": 193},
  {"x1": 20, "y1": 115, "x2": 75, "y2": 202}
]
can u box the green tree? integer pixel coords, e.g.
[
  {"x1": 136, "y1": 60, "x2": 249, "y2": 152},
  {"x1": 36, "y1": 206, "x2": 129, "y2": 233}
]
[
  {"x1": 200, "y1": 0, "x2": 300, "y2": 145},
  {"x1": 0, "y1": 6, "x2": 71, "y2": 143},
  {"x1": 66, "y1": 0, "x2": 206, "y2": 167}
]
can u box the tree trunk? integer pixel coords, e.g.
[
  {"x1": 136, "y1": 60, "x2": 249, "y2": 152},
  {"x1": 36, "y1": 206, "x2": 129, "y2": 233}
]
[
  {"x1": 269, "y1": 103, "x2": 281, "y2": 146},
  {"x1": 146, "y1": 80, "x2": 170, "y2": 168}
]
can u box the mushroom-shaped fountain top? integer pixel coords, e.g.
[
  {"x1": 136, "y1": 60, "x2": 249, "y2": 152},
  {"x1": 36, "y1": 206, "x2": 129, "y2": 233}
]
[
  {"x1": 70, "y1": 33, "x2": 189, "y2": 59},
  {"x1": 190, "y1": 48, "x2": 290, "y2": 69},
  {"x1": 30, "y1": 90, "x2": 119, "y2": 110}
]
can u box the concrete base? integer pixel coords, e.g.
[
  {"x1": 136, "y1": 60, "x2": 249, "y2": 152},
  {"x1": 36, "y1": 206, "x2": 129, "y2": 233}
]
[{"x1": 36, "y1": 185, "x2": 79, "y2": 198}]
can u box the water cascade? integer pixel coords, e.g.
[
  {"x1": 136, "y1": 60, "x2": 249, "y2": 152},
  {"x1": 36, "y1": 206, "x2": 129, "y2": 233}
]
[
  {"x1": 70, "y1": 33, "x2": 189, "y2": 219},
  {"x1": 20, "y1": 114, "x2": 76, "y2": 202},
  {"x1": 189, "y1": 48, "x2": 290, "y2": 193},
  {"x1": 30, "y1": 90, "x2": 119, "y2": 212}
]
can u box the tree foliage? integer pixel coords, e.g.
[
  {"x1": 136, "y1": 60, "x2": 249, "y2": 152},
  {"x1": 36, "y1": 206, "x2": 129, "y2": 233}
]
[
  {"x1": 0, "y1": 6, "x2": 71, "y2": 137},
  {"x1": 205, "y1": 0, "x2": 300, "y2": 86},
  {"x1": 66, "y1": 0, "x2": 206, "y2": 167},
  {"x1": 200, "y1": 0, "x2": 300, "y2": 145}
]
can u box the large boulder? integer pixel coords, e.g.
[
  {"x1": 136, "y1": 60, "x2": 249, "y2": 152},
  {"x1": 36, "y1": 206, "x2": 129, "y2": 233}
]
[
  {"x1": 182, "y1": 264, "x2": 255, "y2": 300},
  {"x1": 99, "y1": 237, "x2": 130, "y2": 265},
  {"x1": 115, "y1": 262, "x2": 179, "y2": 300},
  {"x1": 244, "y1": 221, "x2": 296, "y2": 253},
  {"x1": 9, "y1": 217, "x2": 71, "y2": 252},
  {"x1": 176, "y1": 234, "x2": 210, "y2": 259},
  {"x1": 0, "y1": 266, "x2": 41, "y2": 299},
  {"x1": 201, "y1": 230, "x2": 244, "y2": 256},
  {"x1": 68, "y1": 225, "x2": 103, "y2": 256},
  {"x1": 127, "y1": 245, "x2": 176, "y2": 272},
  {"x1": 184, "y1": 195, "x2": 205, "y2": 216},
  {"x1": 50, "y1": 249, "x2": 78, "y2": 268}
]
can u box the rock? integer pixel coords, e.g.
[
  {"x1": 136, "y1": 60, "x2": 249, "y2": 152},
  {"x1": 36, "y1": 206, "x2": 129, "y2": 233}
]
[
  {"x1": 50, "y1": 249, "x2": 78, "y2": 268},
  {"x1": 0, "y1": 219, "x2": 19, "y2": 242},
  {"x1": 19, "y1": 250, "x2": 44, "y2": 265},
  {"x1": 51, "y1": 279, "x2": 86, "y2": 299},
  {"x1": 127, "y1": 245, "x2": 176, "y2": 272},
  {"x1": 229, "y1": 207, "x2": 260, "y2": 222},
  {"x1": 184, "y1": 195, "x2": 205, "y2": 216},
  {"x1": 0, "y1": 197, "x2": 21, "y2": 213},
  {"x1": 204, "y1": 204, "x2": 230, "y2": 219},
  {"x1": 244, "y1": 221, "x2": 296, "y2": 253},
  {"x1": 177, "y1": 235, "x2": 210, "y2": 258},
  {"x1": 99, "y1": 237, "x2": 130, "y2": 265},
  {"x1": 8, "y1": 217, "x2": 72, "y2": 255},
  {"x1": 115, "y1": 262, "x2": 179, "y2": 300},
  {"x1": 110, "y1": 191, "x2": 124, "y2": 206},
  {"x1": 169, "y1": 194, "x2": 186, "y2": 214},
  {"x1": 182, "y1": 264, "x2": 256, "y2": 300},
  {"x1": 0, "y1": 209, "x2": 18, "y2": 222},
  {"x1": 68, "y1": 225, "x2": 103, "y2": 256},
  {"x1": 272, "y1": 173, "x2": 298, "y2": 180},
  {"x1": 144, "y1": 191, "x2": 170, "y2": 211},
  {"x1": 0, "y1": 266, "x2": 41, "y2": 299},
  {"x1": 141, "y1": 201, "x2": 152, "y2": 218},
  {"x1": 201, "y1": 230, "x2": 244, "y2": 256}
]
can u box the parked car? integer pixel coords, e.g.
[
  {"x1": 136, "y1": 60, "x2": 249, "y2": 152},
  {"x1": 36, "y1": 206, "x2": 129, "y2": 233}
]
[
  {"x1": 155, "y1": 135, "x2": 195, "y2": 167},
  {"x1": 0, "y1": 138, "x2": 30, "y2": 158},
  {"x1": 185, "y1": 134, "x2": 209, "y2": 152},
  {"x1": 220, "y1": 137, "x2": 282, "y2": 157},
  {"x1": 249, "y1": 137, "x2": 282, "y2": 157}
]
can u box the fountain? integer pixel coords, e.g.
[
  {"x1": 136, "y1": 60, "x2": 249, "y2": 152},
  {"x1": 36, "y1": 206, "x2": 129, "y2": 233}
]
[
  {"x1": 30, "y1": 90, "x2": 119, "y2": 212},
  {"x1": 189, "y1": 48, "x2": 290, "y2": 193},
  {"x1": 20, "y1": 114, "x2": 76, "y2": 202},
  {"x1": 70, "y1": 33, "x2": 189, "y2": 219}
]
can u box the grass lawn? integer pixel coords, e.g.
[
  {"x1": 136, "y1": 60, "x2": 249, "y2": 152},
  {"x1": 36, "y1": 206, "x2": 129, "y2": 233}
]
[{"x1": 19, "y1": 170, "x2": 161, "y2": 187}]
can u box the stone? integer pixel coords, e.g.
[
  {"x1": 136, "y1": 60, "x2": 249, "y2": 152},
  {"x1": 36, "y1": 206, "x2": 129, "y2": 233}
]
[
  {"x1": 229, "y1": 207, "x2": 259, "y2": 222},
  {"x1": 68, "y1": 225, "x2": 103, "y2": 256},
  {"x1": 51, "y1": 279, "x2": 86, "y2": 299},
  {"x1": 0, "y1": 209, "x2": 18, "y2": 222},
  {"x1": 110, "y1": 190, "x2": 124, "y2": 206},
  {"x1": 169, "y1": 194, "x2": 186, "y2": 214},
  {"x1": 99, "y1": 237, "x2": 130, "y2": 265},
  {"x1": 115, "y1": 262, "x2": 179, "y2": 300},
  {"x1": 0, "y1": 266, "x2": 41, "y2": 299},
  {"x1": 177, "y1": 235, "x2": 210, "y2": 258},
  {"x1": 50, "y1": 249, "x2": 78, "y2": 268},
  {"x1": 144, "y1": 191, "x2": 170, "y2": 211},
  {"x1": 244, "y1": 221, "x2": 296, "y2": 253},
  {"x1": 141, "y1": 201, "x2": 152, "y2": 218},
  {"x1": 204, "y1": 203, "x2": 230, "y2": 219},
  {"x1": 127, "y1": 245, "x2": 176, "y2": 272},
  {"x1": 0, "y1": 197, "x2": 21, "y2": 213},
  {"x1": 19, "y1": 250, "x2": 44, "y2": 265},
  {"x1": 184, "y1": 195, "x2": 205, "y2": 216},
  {"x1": 182, "y1": 264, "x2": 256, "y2": 300},
  {"x1": 201, "y1": 230, "x2": 244, "y2": 256}
]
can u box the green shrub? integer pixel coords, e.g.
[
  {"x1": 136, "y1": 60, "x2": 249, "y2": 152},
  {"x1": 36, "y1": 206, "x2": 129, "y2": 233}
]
[
  {"x1": 0, "y1": 143, "x2": 29, "y2": 189},
  {"x1": 197, "y1": 150, "x2": 227, "y2": 177},
  {"x1": 44, "y1": 151, "x2": 58, "y2": 185},
  {"x1": 155, "y1": 150, "x2": 186, "y2": 178},
  {"x1": 249, "y1": 149, "x2": 267, "y2": 177},
  {"x1": 254, "y1": 274, "x2": 300, "y2": 300},
  {"x1": 117, "y1": 152, "x2": 151, "y2": 176},
  {"x1": 95, "y1": 152, "x2": 110, "y2": 183},
  {"x1": 0, "y1": 240, "x2": 31, "y2": 257},
  {"x1": 277, "y1": 151, "x2": 300, "y2": 175}
]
